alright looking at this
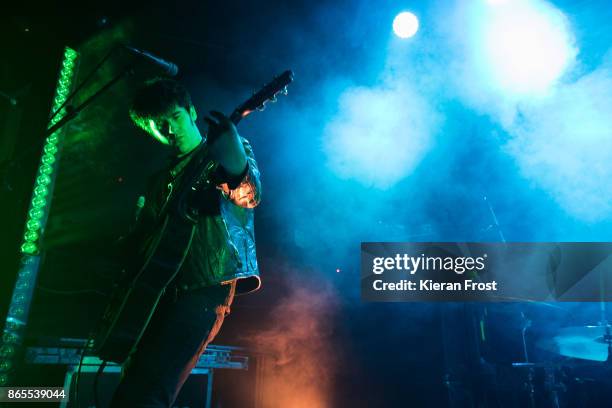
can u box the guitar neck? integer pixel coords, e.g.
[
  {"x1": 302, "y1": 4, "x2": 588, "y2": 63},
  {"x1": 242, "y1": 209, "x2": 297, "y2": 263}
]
[
  {"x1": 229, "y1": 108, "x2": 247, "y2": 126},
  {"x1": 228, "y1": 70, "x2": 294, "y2": 126}
]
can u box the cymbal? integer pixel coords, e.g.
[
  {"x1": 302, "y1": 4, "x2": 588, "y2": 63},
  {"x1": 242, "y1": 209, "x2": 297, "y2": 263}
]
[
  {"x1": 481, "y1": 299, "x2": 571, "y2": 312},
  {"x1": 481, "y1": 301, "x2": 570, "y2": 332},
  {"x1": 543, "y1": 325, "x2": 612, "y2": 362}
]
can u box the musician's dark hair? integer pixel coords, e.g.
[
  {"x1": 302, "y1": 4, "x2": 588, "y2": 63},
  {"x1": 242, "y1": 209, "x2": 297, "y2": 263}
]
[{"x1": 129, "y1": 78, "x2": 193, "y2": 133}]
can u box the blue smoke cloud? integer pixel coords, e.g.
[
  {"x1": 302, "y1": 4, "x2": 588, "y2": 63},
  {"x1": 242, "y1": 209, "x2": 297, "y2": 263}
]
[
  {"x1": 505, "y1": 56, "x2": 612, "y2": 221},
  {"x1": 323, "y1": 77, "x2": 441, "y2": 189}
]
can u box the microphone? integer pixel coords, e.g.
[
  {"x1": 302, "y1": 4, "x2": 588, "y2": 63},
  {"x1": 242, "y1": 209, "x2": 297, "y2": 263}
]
[{"x1": 123, "y1": 45, "x2": 179, "y2": 77}]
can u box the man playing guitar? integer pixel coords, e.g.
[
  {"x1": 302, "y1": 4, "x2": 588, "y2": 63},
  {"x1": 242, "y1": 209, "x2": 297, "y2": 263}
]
[{"x1": 109, "y1": 78, "x2": 262, "y2": 407}]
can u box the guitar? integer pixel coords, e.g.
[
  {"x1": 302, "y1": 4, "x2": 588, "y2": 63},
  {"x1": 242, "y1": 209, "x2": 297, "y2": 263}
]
[{"x1": 93, "y1": 70, "x2": 293, "y2": 363}]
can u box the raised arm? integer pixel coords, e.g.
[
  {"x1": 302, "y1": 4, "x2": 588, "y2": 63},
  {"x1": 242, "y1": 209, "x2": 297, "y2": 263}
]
[{"x1": 216, "y1": 136, "x2": 261, "y2": 208}]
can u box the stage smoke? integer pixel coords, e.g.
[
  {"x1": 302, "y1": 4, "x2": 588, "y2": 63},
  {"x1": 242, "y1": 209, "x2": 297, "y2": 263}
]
[
  {"x1": 245, "y1": 268, "x2": 340, "y2": 407},
  {"x1": 504, "y1": 57, "x2": 612, "y2": 221},
  {"x1": 323, "y1": 78, "x2": 440, "y2": 189}
]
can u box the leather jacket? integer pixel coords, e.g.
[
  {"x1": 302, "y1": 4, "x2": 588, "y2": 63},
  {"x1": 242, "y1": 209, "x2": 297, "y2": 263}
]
[{"x1": 124, "y1": 136, "x2": 261, "y2": 295}]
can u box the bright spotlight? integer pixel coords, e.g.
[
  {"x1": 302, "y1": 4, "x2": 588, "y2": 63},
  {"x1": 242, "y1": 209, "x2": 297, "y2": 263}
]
[
  {"x1": 480, "y1": 1, "x2": 576, "y2": 95},
  {"x1": 393, "y1": 12, "x2": 419, "y2": 39}
]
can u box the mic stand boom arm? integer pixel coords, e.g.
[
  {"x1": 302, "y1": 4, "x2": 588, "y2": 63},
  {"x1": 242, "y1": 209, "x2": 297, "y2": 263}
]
[{"x1": 45, "y1": 62, "x2": 139, "y2": 136}]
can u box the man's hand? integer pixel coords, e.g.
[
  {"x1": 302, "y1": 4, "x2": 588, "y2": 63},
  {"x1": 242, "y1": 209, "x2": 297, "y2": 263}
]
[{"x1": 205, "y1": 111, "x2": 247, "y2": 177}]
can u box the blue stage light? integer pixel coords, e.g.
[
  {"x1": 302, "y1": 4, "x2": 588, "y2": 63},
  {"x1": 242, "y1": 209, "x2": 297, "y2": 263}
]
[
  {"x1": 393, "y1": 12, "x2": 419, "y2": 39},
  {"x1": 479, "y1": 0, "x2": 576, "y2": 95}
]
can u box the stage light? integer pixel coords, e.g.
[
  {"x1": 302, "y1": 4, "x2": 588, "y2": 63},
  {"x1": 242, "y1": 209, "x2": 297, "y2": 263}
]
[
  {"x1": 33, "y1": 185, "x2": 48, "y2": 197},
  {"x1": 36, "y1": 174, "x2": 51, "y2": 186},
  {"x1": 0, "y1": 47, "x2": 79, "y2": 386},
  {"x1": 43, "y1": 143, "x2": 58, "y2": 155},
  {"x1": 393, "y1": 12, "x2": 419, "y2": 39},
  {"x1": 24, "y1": 231, "x2": 38, "y2": 242},
  {"x1": 39, "y1": 164, "x2": 53, "y2": 175},
  {"x1": 28, "y1": 208, "x2": 44, "y2": 220},
  {"x1": 480, "y1": 0, "x2": 576, "y2": 95},
  {"x1": 0, "y1": 345, "x2": 15, "y2": 358},
  {"x1": 41, "y1": 154, "x2": 56, "y2": 165},
  {"x1": 26, "y1": 219, "x2": 41, "y2": 231}
]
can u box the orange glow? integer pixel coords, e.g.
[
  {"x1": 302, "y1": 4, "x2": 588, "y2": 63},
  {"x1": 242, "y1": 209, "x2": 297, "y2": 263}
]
[{"x1": 245, "y1": 269, "x2": 339, "y2": 407}]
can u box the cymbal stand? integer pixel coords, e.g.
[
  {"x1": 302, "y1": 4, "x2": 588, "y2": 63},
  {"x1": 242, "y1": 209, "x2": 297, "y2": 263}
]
[
  {"x1": 599, "y1": 271, "x2": 612, "y2": 363},
  {"x1": 519, "y1": 312, "x2": 536, "y2": 408}
]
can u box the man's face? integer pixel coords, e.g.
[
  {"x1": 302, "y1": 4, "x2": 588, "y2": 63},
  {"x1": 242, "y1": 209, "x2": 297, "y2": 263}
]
[{"x1": 148, "y1": 104, "x2": 202, "y2": 155}]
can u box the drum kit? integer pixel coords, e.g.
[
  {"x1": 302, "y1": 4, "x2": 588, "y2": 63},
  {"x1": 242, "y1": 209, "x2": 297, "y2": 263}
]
[
  {"x1": 480, "y1": 298, "x2": 612, "y2": 408},
  {"x1": 470, "y1": 204, "x2": 612, "y2": 406}
]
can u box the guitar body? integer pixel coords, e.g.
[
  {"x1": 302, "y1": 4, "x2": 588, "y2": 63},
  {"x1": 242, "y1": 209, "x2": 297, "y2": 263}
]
[
  {"x1": 94, "y1": 213, "x2": 195, "y2": 363},
  {"x1": 93, "y1": 70, "x2": 293, "y2": 364}
]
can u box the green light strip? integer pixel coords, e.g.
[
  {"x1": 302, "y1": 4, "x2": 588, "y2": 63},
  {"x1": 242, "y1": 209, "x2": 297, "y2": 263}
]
[
  {"x1": 20, "y1": 47, "x2": 78, "y2": 255},
  {"x1": 0, "y1": 47, "x2": 79, "y2": 386}
]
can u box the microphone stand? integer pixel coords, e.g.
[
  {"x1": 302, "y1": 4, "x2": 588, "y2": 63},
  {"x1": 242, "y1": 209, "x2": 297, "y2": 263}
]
[
  {"x1": 598, "y1": 269, "x2": 612, "y2": 364},
  {"x1": 40, "y1": 61, "x2": 138, "y2": 406},
  {"x1": 45, "y1": 62, "x2": 139, "y2": 136}
]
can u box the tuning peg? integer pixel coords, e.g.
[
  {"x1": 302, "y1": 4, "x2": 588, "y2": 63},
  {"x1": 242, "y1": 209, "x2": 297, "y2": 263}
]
[
  {"x1": 256, "y1": 103, "x2": 266, "y2": 111},
  {"x1": 281, "y1": 86, "x2": 288, "y2": 95},
  {"x1": 271, "y1": 94, "x2": 277, "y2": 102}
]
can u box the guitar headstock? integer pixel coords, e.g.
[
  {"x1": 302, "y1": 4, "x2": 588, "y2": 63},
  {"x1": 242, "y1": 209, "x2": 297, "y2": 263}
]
[{"x1": 230, "y1": 70, "x2": 294, "y2": 124}]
